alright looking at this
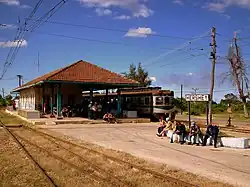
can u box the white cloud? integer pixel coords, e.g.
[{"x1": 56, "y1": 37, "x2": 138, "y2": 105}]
[
  {"x1": 186, "y1": 72, "x2": 194, "y2": 76},
  {"x1": 114, "y1": 15, "x2": 131, "y2": 20},
  {"x1": 0, "y1": 0, "x2": 19, "y2": 5},
  {"x1": 204, "y1": 0, "x2": 250, "y2": 12},
  {"x1": 0, "y1": 0, "x2": 30, "y2": 8},
  {"x1": 222, "y1": 14, "x2": 231, "y2": 19},
  {"x1": 172, "y1": 0, "x2": 184, "y2": 6},
  {"x1": 0, "y1": 39, "x2": 28, "y2": 48},
  {"x1": 204, "y1": 2, "x2": 226, "y2": 13},
  {"x1": 95, "y1": 8, "x2": 112, "y2": 16},
  {"x1": 0, "y1": 24, "x2": 17, "y2": 29},
  {"x1": 125, "y1": 27, "x2": 156, "y2": 38},
  {"x1": 78, "y1": 0, "x2": 153, "y2": 18},
  {"x1": 149, "y1": 76, "x2": 156, "y2": 82}
]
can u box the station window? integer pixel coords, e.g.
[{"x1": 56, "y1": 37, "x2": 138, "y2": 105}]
[
  {"x1": 156, "y1": 97, "x2": 163, "y2": 105},
  {"x1": 165, "y1": 97, "x2": 170, "y2": 105},
  {"x1": 145, "y1": 98, "x2": 149, "y2": 105}
]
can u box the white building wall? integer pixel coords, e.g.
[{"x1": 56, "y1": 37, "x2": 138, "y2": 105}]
[{"x1": 19, "y1": 88, "x2": 36, "y2": 110}]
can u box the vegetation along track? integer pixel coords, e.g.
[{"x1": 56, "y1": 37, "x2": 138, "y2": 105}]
[
  {"x1": 220, "y1": 126, "x2": 250, "y2": 134},
  {"x1": 0, "y1": 121, "x2": 130, "y2": 187},
  {"x1": 25, "y1": 126, "x2": 194, "y2": 187},
  {"x1": 0, "y1": 120, "x2": 57, "y2": 187}
]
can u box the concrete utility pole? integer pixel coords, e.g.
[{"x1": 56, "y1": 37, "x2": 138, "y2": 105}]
[
  {"x1": 2, "y1": 88, "x2": 4, "y2": 98},
  {"x1": 192, "y1": 88, "x2": 199, "y2": 94},
  {"x1": 208, "y1": 27, "x2": 216, "y2": 125},
  {"x1": 180, "y1": 84, "x2": 183, "y2": 115}
]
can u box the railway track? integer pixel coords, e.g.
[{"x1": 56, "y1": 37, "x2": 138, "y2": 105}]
[
  {"x1": 0, "y1": 121, "x2": 130, "y2": 187},
  {"x1": 220, "y1": 127, "x2": 250, "y2": 134},
  {"x1": 1, "y1": 120, "x2": 194, "y2": 187},
  {"x1": 23, "y1": 126, "x2": 194, "y2": 187},
  {"x1": 0, "y1": 121, "x2": 57, "y2": 187}
]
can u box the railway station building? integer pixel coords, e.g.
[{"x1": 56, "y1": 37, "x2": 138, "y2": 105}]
[{"x1": 12, "y1": 60, "x2": 140, "y2": 118}]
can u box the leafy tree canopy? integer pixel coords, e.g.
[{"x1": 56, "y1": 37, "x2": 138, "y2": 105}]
[{"x1": 122, "y1": 63, "x2": 152, "y2": 87}]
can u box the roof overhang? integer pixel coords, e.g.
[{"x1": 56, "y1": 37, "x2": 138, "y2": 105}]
[
  {"x1": 11, "y1": 81, "x2": 44, "y2": 93},
  {"x1": 11, "y1": 80, "x2": 141, "y2": 93},
  {"x1": 44, "y1": 80, "x2": 141, "y2": 88}
]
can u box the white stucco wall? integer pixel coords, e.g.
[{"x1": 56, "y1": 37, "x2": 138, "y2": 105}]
[{"x1": 19, "y1": 88, "x2": 36, "y2": 110}]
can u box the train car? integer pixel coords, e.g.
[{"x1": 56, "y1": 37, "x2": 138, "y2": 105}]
[{"x1": 82, "y1": 87, "x2": 176, "y2": 119}]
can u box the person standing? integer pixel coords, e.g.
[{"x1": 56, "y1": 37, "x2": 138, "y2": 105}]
[
  {"x1": 97, "y1": 102, "x2": 102, "y2": 119},
  {"x1": 88, "y1": 101, "x2": 93, "y2": 119},
  {"x1": 91, "y1": 102, "x2": 98, "y2": 120}
]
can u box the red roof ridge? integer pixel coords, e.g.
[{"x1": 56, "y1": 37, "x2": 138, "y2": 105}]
[
  {"x1": 78, "y1": 60, "x2": 138, "y2": 84},
  {"x1": 12, "y1": 60, "x2": 140, "y2": 92},
  {"x1": 47, "y1": 60, "x2": 82, "y2": 80}
]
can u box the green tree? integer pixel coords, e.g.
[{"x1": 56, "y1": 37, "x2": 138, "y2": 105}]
[
  {"x1": 0, "y1": 94, "x2": 6, "y2": 106},
  {"x1": 122, "y1": 63, "x2": 152, "y2": 86},
  {"x1": 5, "y1": 94, "x2": 13, "y2": 106}
]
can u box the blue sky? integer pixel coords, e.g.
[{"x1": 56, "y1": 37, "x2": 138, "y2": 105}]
[{"x1": 0, "y1": 0, "x2": 250, "y2": 102}]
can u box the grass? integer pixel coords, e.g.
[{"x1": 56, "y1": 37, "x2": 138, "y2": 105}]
[
  {"x1": 180, "y1": 112, "x2": 250, "y2": 124},
  {"x1": 0, "y1": 108, "x2": 30, "y2": 126},
  {"x1": 0, "y1": 110, "x2": 233, "y2": 187}
]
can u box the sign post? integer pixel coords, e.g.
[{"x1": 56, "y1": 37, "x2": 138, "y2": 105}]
[{"x1": 185, "y1": 94, "x2": 210, "y2": 127}]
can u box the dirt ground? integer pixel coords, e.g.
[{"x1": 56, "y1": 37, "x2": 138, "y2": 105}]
[
  {"x1": 41, "y1": 123, "x2": 250, "y2": 187},
  {"x1": 0, "y1": 111, "x2": 234, "y2": 187}
]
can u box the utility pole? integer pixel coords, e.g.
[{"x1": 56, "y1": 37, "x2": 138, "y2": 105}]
[
  {"x1": 38, "y1": 52, "x2": 40, "y2": 72},
  {"x1": 2, "y1": 88, "x2": 4, "y2": 98},
  {"x1": 180, "y1": 84, "x2": 183, "y2": 115},
  {"x1": 192, "y1": 88, "x2": 199, "y2": 94},
  {"x1": 208, "y1": 27, "x2": 216, "y2": 125}
]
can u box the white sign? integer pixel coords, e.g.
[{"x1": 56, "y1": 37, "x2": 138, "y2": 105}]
[{"x1": 185, "y1": 94, "x2": 210, "y2": 102}]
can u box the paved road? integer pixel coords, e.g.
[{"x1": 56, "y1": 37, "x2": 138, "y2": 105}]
[{"x1": 42, "y1": 123, "x2": 250, "y2": 187}]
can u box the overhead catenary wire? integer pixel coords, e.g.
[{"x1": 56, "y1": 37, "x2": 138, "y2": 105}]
[
  {"x1": 0, "y1": 0, "x2": 68, "y2": 80},
  {"x1": 0, "y1": 0, "x2": 44, "y2": 80},
  {"x1": 22, "y1": 31, "x2": 210, "y2": 53},
  {"x1": 27, "y1": 19, "x2": 208, "y2": 40},
  {"x1": 141, "y1": 30, "x2": 210, "y2": 68}
]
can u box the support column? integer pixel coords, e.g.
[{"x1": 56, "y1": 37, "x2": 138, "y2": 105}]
[
  {"x1": 41, "y1": 85, "x2": 44, "y2": 114},
  {"x1": 117, "y1": 89, "x2": 121, "y2": 117},
  {"x1": 88, "y1": 88, "x2": 93, "y2": 119},
  {"x1": 57, "y1": 84, "x2": 62, "y2": 118},
  {"x1": 89, "y1": 88, "x2": 93, "y2": 101},
  {"x1": 50, "y1": 85, "x2": 55, "y2": 117}
]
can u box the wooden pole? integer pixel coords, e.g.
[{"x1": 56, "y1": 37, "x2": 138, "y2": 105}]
[
  {"x1": 188, "y1": 101, "x2": 191, "y2": 128},
  {"x1": 208, "y1": 27, "x2": 216, "y2": 125},
  {"x1": 180, "y1": 84, "x2": 183, "y2": 115}
]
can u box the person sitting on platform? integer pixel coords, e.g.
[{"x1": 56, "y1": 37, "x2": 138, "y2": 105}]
[
  {"x1": 188, "y1": 121, "x2": 201, "y2": 146},
  {"x1": 157, "y1": 117, "x2": 173, "y2": 137},
  {"x1": 61, "y1": 106, "x2": 69, "y2": 117},
  {"x1": 103, "y1": 113, "x2": 109, "y2": 122},
  {"x1": 108, "y1": 113, "x2": 117, "y2": 124},
  {"x1": 202, "y1": 123, "x2": 220, "y2": 148},
  {"x1": 103, "y1": 113, "x2": 117, "y2": 124},
  {"x1": 172, "y1": 122, "x2": 186, "y2": 144}
]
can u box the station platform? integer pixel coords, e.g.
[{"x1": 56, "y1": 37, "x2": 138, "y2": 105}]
[{"x1": 5, "y1": 109, "x2": 150, "y2": 125}]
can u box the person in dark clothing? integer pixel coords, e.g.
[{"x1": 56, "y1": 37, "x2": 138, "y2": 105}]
[
  {"x1": 173, "y1": 123, "x2": 186, "y2": 144},
  {"x1": 202, "y1": 123, "x2": 219, "y2": 148}
]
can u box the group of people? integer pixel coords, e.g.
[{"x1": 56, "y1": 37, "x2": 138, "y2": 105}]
[
  {"x1": 88, "y1": 101, "x2": 103, "y2": 120},
  {"x1": 103, "y1": 112, "x2": 117, "y2": 123},
  {"x1": 156, "y1": 117, "x2": 220, "y2": 148}
]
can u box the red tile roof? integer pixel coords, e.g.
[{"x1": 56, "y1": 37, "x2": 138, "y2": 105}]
[{"x1": 13, "y1": 60, "x2": 139, "y2": 91}]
